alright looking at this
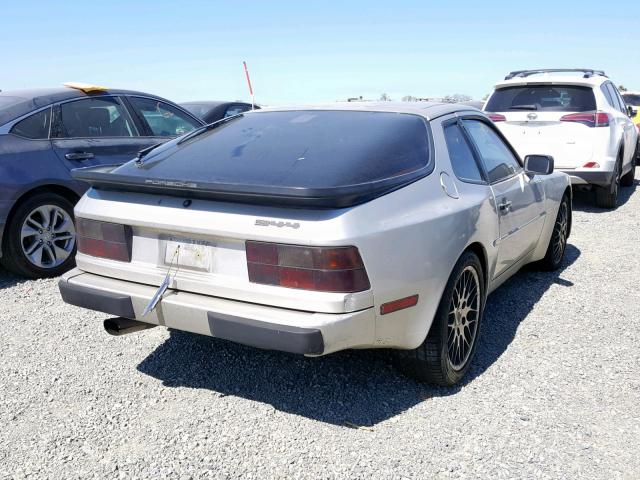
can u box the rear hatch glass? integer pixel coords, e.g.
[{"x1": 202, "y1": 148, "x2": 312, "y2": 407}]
[
  {"x1": 77, "y1": 110, "x2": 432, "y2": 208},
  {"x1": 486, "y1": 85, "x2": 596, "y2": 112},
  {"x1": 485, "y1": 85, "x2": 599, "y2": 169}
]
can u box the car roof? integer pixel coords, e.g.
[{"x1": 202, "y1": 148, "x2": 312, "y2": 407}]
[
  {"x1": 0, "y1": 86, "x2": 180, "y2": 126},
  {"x1": 255, "y1": 101, "x2": 482, "y2": 120},
  {"x1": 493, "y1": 74, "x2": 608, "y2": 90},
  {"x1": 181, "y1": 101, "x2": 247, "y2": 106}
]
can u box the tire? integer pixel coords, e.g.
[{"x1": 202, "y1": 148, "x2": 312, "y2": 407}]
[
  {"x1": 595, "y1": 157, "x2": 621, "y2": 209},
  {"x1": 537, "y1": 194, "x2": 570, "y2": 271},
  {"x1": 621, "y1": 162, "x2": 635, "y2": 187},
  {"x1": 397, "y1": 251, "x2": 485, "y2": 386},
  {"x1": 1, "y1": 193, "x2": 77, "y2": 279}
]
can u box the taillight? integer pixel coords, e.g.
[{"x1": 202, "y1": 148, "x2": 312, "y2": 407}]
[
  {"x1": 583, "y1": 162, "x2": 600, "y2": 168},
  {"x1": 245, "y1": 241, "x2": 370, "y2": 293},
  {"x1": 76, "y1": 218, "x2": 131, "y2": 262},
  {"x1": 486, "y1": 113, "x2": 506, "y2": 122},
  {"x1": 560, "y1": 112, "x2": 611, "y2": 127}
]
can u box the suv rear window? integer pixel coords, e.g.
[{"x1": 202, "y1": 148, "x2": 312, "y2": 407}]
[
  {"x1": 486, "y1": 85, "x2": 596, "y2": 112},
  {"x1": 121, "y1": 110, "x2": 431, "y2": 189}
]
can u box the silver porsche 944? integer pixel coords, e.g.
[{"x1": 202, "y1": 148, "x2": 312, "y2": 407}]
[{"x1": 59, "y1": 102, "x2": 572, "y2": 386}]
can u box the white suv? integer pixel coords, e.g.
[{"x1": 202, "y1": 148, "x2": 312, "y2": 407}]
[{"x1": 484, "y1": 69, "x2": 638, "y2": 208}]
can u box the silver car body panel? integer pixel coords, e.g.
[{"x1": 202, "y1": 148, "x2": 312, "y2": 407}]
[{"x1": 62, "y1": 103, "x2": 571, "y2": 353}]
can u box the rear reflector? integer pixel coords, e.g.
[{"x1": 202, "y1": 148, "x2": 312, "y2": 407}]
[
  {"x1": 560, "y1": 112, "x2": 611, "y2": 127},
  {"x1": 486, "y1": 113, "x2": 506, "y2": 122},
  {"x1": 583, "y1": 162, "x2": 600, "y2": 168},
  {"x1": 380, "y1": 295, "x2": 419, "y2": 315},
  {"x1": 76, "y1": 218, "x2": 131, "y2": 262},
  {"x1": 245, "y1": 241, "x2": 370, "y2": 293}
]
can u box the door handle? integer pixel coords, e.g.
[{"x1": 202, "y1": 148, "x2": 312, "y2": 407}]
[
  {"x1": 498, "y1": 200, "x2": 512, "y2": 214},
  {"x1": 65, "y1": 152, "x2": 95, "y2": 160}
]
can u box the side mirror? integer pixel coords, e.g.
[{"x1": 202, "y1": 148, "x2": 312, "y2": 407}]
[
  {"x1": 628, "y1": 105, "x2": 638, "y2": 117},
  {"x1": 524, "y1": 155, "x2": 554, "y2": 175}
]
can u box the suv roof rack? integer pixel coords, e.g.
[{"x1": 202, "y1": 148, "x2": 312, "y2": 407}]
[{"x1": 504, "y1": 68, "x2": 607, "y2": 80}]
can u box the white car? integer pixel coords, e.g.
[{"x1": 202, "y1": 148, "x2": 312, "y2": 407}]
[
  {"x1": 484, "y1": 69, "x2": 638, "y2": 208},
  {"x1": 58, "y1": 103, "x2": 571, "y2": 386}
]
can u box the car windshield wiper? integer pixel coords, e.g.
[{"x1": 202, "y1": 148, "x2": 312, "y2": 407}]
[
  {"x1": 177, "y1": 114, "x2": 244, "y2": 146},
  {"x1": 509, "y1": 105, "x2": 538, "y2": 110},
  {"x1": 134, "y1": 142, "x2": 164, "y2": 167}
]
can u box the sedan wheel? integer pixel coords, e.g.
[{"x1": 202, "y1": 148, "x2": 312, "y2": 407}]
[
  {"x1": 21, "y1": 205, "x2": 76, "y2": 269},
  {"x1": 1, "y1": 193, "x2": 77, "y2": 279}
]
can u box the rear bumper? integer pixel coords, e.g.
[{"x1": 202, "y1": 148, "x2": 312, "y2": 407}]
[
  {"x1": 59, "y1": 269, "x2": 375, "y2": 356},
  {"x1": 560, "y1": 169, "x2": 614, "y2": 187}
]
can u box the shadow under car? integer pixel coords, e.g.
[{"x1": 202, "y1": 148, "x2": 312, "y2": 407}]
[{"x1": 136, "y1": 245, "x2": 581, "y2": 427}]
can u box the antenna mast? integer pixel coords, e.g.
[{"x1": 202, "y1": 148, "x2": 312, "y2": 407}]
[{"x1": 243, "y1": 61, "x2": 255, "y2": 109}]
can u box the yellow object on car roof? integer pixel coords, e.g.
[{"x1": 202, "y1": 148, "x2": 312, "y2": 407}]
[{"x1": 63, "y1": 82, "x2": 108, "y2": 93}]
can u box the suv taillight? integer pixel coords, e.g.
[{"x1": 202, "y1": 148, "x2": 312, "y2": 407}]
[
  {"x1": 76, "y1": 218, "x2": 132, "y2": 262},
  {"x1": 560, "y1": 112, "x2": 611, "y2": 127},
  {"x1": 245, "y1": 241, "x2": 370, "y2": 293},
  {"x1": 486, "y1": 113, "x2": 506, "y2": 122}
]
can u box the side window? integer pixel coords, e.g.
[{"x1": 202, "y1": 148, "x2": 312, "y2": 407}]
[
  {"x1": 611, "y1": 87, "x2": 627, "y2": 113},
  {"x1": 128, "y1": 97, "x2": 200, "y2": 137},
  {"x1": 606, "y1": 84, "x2": 624, "y2": 113},
  {"x1": 54, "y1": 98, "x2": 137, "y2": 138},
  {"x1": 443, "y1": 122, "x2": 484, "y2": 182},
  {"x1": 462, "y1": 119, "x2": 521, "y2": 183},
  {"x1": 224, "y1": 104, "x2": 250, "y2": 118},
  {"x1": 10, "y1": 108, "x2": 51, "y2": 139},
  {"x1": 600, "y1": 85, "x2": 615, "y2": 108}
]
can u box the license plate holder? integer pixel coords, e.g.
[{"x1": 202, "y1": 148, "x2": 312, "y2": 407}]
[{"x1": 164, "y1": 237, "x2": 212, "y2": 271}]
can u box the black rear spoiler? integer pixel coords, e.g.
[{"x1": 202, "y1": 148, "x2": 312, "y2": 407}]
[{"x1": 71, "y1": 165, "x2": 426, "y2": 209}]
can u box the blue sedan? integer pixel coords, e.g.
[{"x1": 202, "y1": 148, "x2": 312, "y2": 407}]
[{"x1": 0, "y1": 84, "x2": 204, "y2": 278}]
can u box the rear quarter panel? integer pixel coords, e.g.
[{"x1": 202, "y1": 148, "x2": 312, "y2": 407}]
[
  {"x1": 346, "y1": 173, "x2": 498, "y2": 349},
  {"x1": 0, "y1": 134, "x2": 85, "y2": 243}
]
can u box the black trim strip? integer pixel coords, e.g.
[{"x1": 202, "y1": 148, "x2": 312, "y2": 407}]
[
  {"x1": 207, "y1": 312, "x2": 324, "y2": 355},
  {"x1": 58, "y1": 280, "x2": 135, "y2": 318}
]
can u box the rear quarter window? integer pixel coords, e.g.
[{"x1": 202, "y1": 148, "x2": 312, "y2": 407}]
[
  {"x1": 10, "y1": 108, "x2": 51, "y2": 139},
  {"x1": 486, "y1": 85, "x2": 596, "y2": 112}
]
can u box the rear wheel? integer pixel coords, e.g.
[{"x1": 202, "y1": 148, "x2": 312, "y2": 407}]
[
  {"x1": 1, "y1": 193, "x2": 77, "y2": 279},
  {"x1": 595, "y1": 158, "x2": 621, "y2": 209},
  {"x1": 397, "y1": 251, "x2": 484, "y2": 386},
  {"x1": 621, "y1": 155, "x2": 636, "y2": 187},
  {"x1": 537, "y1": 194, "x2": 570, "y2": 271}
]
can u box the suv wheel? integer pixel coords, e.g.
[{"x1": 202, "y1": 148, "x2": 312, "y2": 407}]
[
  {"x1": 1, "y1": 193, "x2": 77, "y2": 279},
  {"x1": 595, "y1": 158, "x2": 621, "y2": 209},
  {"x1": 397, "y1": 251, "x2": 485, "y2": 386},
  {"x1": 621, "y1": 161, "x2": 636, "y2": 187}
]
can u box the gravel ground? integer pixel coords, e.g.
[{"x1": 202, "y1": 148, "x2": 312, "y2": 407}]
[{"x1": 1, "y1": 174, "x2": 639, "y2": 479}]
